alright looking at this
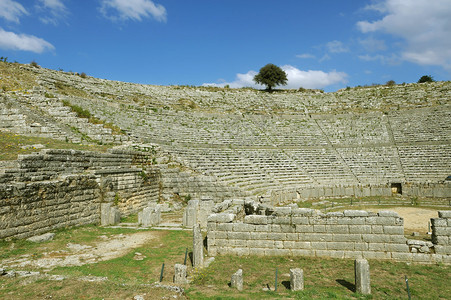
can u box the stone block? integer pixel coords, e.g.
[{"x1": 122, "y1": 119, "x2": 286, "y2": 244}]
[
  {"x1": 313, "y1": 225, "x2": 326, "y2": 233},
  {"x1": 100, "y1": 203, "x2": 111, "y2": 226},
  {"x1": 385, "y1": 243, "x2": 409, "y2": 253},
  {"x1": 233, "y1": 223, "x2": 255, "y2": 232},
  {"x1": 438, "y1": 211, "x2": 451, "y2": 218},
  {"x1": 355, "y1": 259, "x2": 371, "y2": 295},
  {"x1": 244, "y1": 215, "x2": 268, "y2": 225},
  {"x1": 286, "y1": 233, "x2": 299, "y2": 240},
  {"x1": 290, "y1": 268, "x2": 304, "y2": 291},
  {"x1": 383, "y1": 226, "x2": 404, "y2": 235},
  {"x1": 265, "y1": 249, "x2": 291, "y2": 256},
  {"x1": 293, "y1": 241, "x2": 311, "y2": 249},
  {"x1": 26, "y1": 232, "x2": 55, "y2": 243},
  {"x1": 295, "y1": 225, "x2": 313, "y2": 233},
  {"x1": 231, "y1": 269, "x2": 243, "y2": 291},
  {"x1": 431, "y1": 218, "x2": 447, "y2": 227},
  {"x1": 371, "y1": 225, "x2": 384, "y2": 234},
  {"x1": 434, "y1": 245, "x2": 451, "y2": 255},
  {"x1": 292, "y1": 249, "x2": 314, "y2": 256},
  {"x1": 333, "y1": 234, "x2": 362, "y2": 242},
  {"x1": 228, "y1": 232, "x2": 250, "y2": 240},
  {"x1": 349, "y1": 225, "x2": 371, "y2": 234},
  {"x1": 207, "y1": 213, "x2": 235, "y2": 223},
  {"x1": 193, "y1": 224, "x2": 204, "y2": 268},
  {"x1": 368, "y1": 243, "x2": 385, "y2": 251},
  {"x1": 109, "y1": 207, "x2": 121, "y2": 225},
  {"x1": 344, "y1": 251, "x2": 363, "y2": 259},
  {"x1": 271, "y1": 224, "x2": 282, "y2": 232},
  {"x1": 217, "y1": 223, "x2": 233, "y2": 231},
  {"x1": 273, "y1": 216, "x2": 291, "y2": 224},
  {"x1": 327, "y1": 242, "x2": 354, "y2": 251},
  {"x1": 377, "y1": 211, "x2": 399, "y2": 217},
  {"x1": 362, "y1": 251, "x2": 391, "y2": 260},
  {"x1": 174, "y1": 264, "x2": 187, "y2": 284},
  {"x1": 326, "y1": 225, "x2": 349, "y2": 234},
  {"x1": 268, "y1": 232, "x2": 287, "y2": 240},
  {"x1": 292, "y1": 208, "x2": 316, "y2": 216},
  {"x1": 344, "y1": 210, "x2": 369, "y2": 217},
  {"x1": 249, "y1": 232, "x2": 267, "y2": 240},
  {"x1": 433, "y1": 227, "x2": 451, "y2": 235}
]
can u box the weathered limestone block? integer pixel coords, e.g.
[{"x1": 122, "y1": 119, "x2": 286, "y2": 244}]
[
  {"x1": 355, "y1": 258, "x2": 371, "y2": 295},
  {"x1": 101, "y1": 203, "x2": 121, "y2": 226},
  {"x1": 100, "y1": 203, "x2": 111, "y2": 226},
  {"x1": 193, "y1": 224, "x2": 204, "y2": 268},
  {"x1": 231, "y1": 269, "x2": 243, "y2": 291},
  {"x1": 183, "y1": 200, "x2": 199, "y2": 228},
  {"x1": 139, "y1": 205, "x2": 161, "y2": 227},
  {"x1": 290, "y1": 268, "x2": 304, "y2": 291},
  {"x1": 174, "y1": 264, "x2": 187, "y2": 284},
  {"x1": 207, "y1": 213, "x2": 235, "y2": 223},
  {"x1": 110, "y1": 206, "x2": 121, "y2": 225},
  {"x1": 26, "y1": 232, "x2": 55, "y2": 243}
]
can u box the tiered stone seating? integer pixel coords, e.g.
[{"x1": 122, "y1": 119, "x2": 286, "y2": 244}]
[
  {"x1": 316, "y1": 113, "x2": 390, "y2": 145},
  {"x1": 286, "y1": 149, "x2": 356, "y2": 185},
  {"x1": 398, "y1": 145, "x2": 451, "y2": 183},
  {"x1": 389, "y1": 108, "x2": 451, "y2": 144},
  {"x1": 337, "y1": 147, "x2": 404, "y2": 184}
]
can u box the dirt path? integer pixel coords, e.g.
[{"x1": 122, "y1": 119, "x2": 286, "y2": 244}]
[
  {"x1": 2, "y1": 231, "x2": 162, "y2": 271},
  {"x1": 368, "y1": 207, "x2": 442, "y2": 233}
]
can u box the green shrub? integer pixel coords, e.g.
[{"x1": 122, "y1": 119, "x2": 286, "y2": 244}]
[{"x1": 418, "y1": 75, "x2": 434, "y2": 83}]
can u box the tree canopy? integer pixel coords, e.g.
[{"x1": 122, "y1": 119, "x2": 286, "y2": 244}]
[
  {"x1": 253, "y1": 63, "x2": 288, "y2": 91},
  {"x1": 418, "y1": 75, "x2": 434, "y2": 83}
]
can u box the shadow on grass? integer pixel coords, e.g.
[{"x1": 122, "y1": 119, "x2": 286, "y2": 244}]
[
  {"x1": 281, "y1": 280, "x2": 290, "y2": 290},
  {"x1": 336, "y1": 279, "x2": 355, "y2": 292}
]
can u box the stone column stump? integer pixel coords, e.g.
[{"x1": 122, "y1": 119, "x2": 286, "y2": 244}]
[
  {"x1": 290, "y1": 268, "x2": 304, "y2": 291},
  {"x1": 231, "y1": 269, "x2": 243, "y2": 291},
  {"x1": 193, "y1": 224, "x2": 204, "y2": 268},
  {"x1": 174, "y1": 264, "x2": 187, "y2": 284},
  {"x1": 355, "y1": 258, "x2": 371, "y2": 295}
]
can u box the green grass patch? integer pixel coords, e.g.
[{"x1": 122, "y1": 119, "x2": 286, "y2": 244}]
[
  {"x1": 187, "y1": 255, "x2": 450, "y2": 299},
  {"x1": 0, "y1": 131, "x2": 111, "y2": 161}
]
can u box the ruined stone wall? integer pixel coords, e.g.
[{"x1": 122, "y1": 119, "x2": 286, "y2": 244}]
[
  {"x1": 0, "y1": 175, "x2": 99, "y2": 239},
  {"x1": 207, "y1": 204, "x2": 451, "y2": 264},
  {"x1": 0, "y1": 148, "x2": 161, "y2": 239},
  {"x1": 432, "y1": 211, "x2": 451, "y2": 255},
  {"x1": 270, "y1": 183, "x2": 451, "y2": 204}
]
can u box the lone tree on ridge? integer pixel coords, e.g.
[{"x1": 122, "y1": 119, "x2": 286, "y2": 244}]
[
  {"x1": 253, "y1": 63, "x2": 288, "y2": 91},
  {"x1": 417, "y1": 75, "x2": 434, "y2": 83}
]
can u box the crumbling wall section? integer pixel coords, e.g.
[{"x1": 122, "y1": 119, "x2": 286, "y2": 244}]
[
  {"x1": 0, "y1": 175, "x2": 99, "y2": 239},
  {"x1": 207, "y1": 202, "x2": 451, "y2": 264}
]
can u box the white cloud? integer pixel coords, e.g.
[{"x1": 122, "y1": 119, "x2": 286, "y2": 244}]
[
  {"x1": 357, "y1": 0, "x2": 451, "y2": 69},
  {"x1": 0, "y1": 28, "x2": 55, "y2": 53},
  {"x1": 100, "y1": 0, "x2": 167, "y2": 22},
  {"x1": 326, "y1": 40, "x2": 349, "y2": 53},
  {"x1": 358, "y1": 54, "x2": 400, "y2": 65},
  {"x1": 36, "y1": 0, "x2": 68, "y2": 25},
  {"x1": 0, "y1": 0, "x2": 28, "y2": 23},
  {"x1": 203, "y1": 65, "x2": 348, "y2": 90},
  {"x1": 296, "y1": 53, "x2": 315, "y2": 59},
  {"x1": 359, "y1": 37, "x2": 387, "y2": 52}
]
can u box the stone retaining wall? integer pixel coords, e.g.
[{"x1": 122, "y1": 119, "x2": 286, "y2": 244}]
[
  {"x1": 270, "y1": 183, "x2": 451, "y2": 204},
  {"x1": 207, "y1": 202, "x2": 451, "y2": 264},
  {"x1": 0, "y1": 175, "x2": 99, "y2": 239},
  {"x1": 0, "y1": 148, "x2": 161, "y2": 239}
]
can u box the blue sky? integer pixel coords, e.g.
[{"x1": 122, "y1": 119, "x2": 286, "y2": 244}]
[{"x1": 1, "y1": 0, "x2": 450, "y2": 92}]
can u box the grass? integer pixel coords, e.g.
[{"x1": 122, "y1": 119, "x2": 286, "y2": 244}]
[
  {"x1": 1, "y1": 223, "x2": 450, "y2": 299},
  {"x1": 297, "y1": 196, "x2": 451, "y2": 211},
  {"x1": 61, "y1": 100, "x2": 124, "y2": 135},
  {"x1": 0, "y1": 131, "x2": 110, "y2": 161},
  {"x1": 186, "y1": 255, "x2": 450, "y2": 299}
]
